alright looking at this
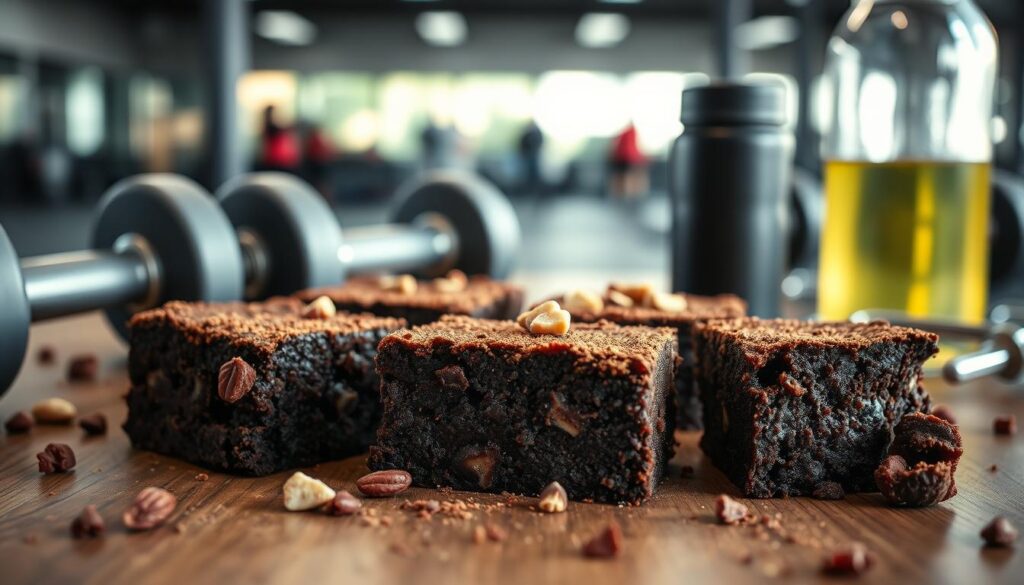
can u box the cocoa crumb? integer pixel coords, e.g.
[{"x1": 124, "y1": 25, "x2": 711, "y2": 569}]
[
  {"x1": 679, "y1": 465, "x2": 695, "y2": 478},
  {"x1": 989, "y1": 464, "x2": 998, "y2": 473},
  {"x1": 485, "y1": 523, "x2": 508, "y2": 542},
  {"x1": 78, "y1": 413, "x2": 107, "y2": 436},
  {"x1": 994, "y1": 415, "x2": 1017, "y2": 436},
  {"x1": 812, "y1": 481, "x2": 845, "y2": 500},
  {"x1": 37, "y1": 346, "x2": 56, "y2": 365},
  {"x1": 822, "y1": 543, "x2": 873, "y2": 575},
  {"x1": 582, "y1": 522, "x2": 623, "y2": 559},
  {"x1": 4, "y1": 411, "x2": 33, "y2": 434},
  {"x1": 980, "y1": 516, "x2": 1018, "y2": 547},
  {"x1": 195, "y1": 473, "x2": 209, "y2": 482},
  {"x1": 67, "y1": 354, "x2": 99, "y2": 382},
  {"x1": 70, "y1": 505, "x2": 105, "y2": 538}
]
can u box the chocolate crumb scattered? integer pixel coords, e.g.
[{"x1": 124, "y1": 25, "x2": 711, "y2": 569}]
[
  {"x1": 71, "y1": 505, "x2": 105, "y2": 538},
  {"x1": 37, "y1": 443, "x2": 76, "y2": 473},
  {"x1": 78, "y1": 413, "x2": 107, "y2": 436},
  {"x1": 485, "y1": 523, "x2": 508, "y2": 542},
  {"x1": 994, "y1": 415, "x2": 1017, "y2": 436},
  {"x1": 37, "y1": 346, "x2": 56, "y2": 365},
  {"x1": 5, "y1": 411, "x2": 33, "y2": 434},
  {"x1": 989, "y1": 464, "x2": 998, "y2": 473},
  {"x1": 582, "y1": 522, "x2": 623, "y2": 559},
  {"x1": 195, "y1": 473, "x2": 209, "y2": 482},
  {"x1": 67, "y1": 354, "x2": 99, "y2": 382},
  {"x1": 680, "y1": 465, "x2": 695, "y2": 478},
  {"x1": 822, "y1": 543, "x2": 873, "y2": 575}
]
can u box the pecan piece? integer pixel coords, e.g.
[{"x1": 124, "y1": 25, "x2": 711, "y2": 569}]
[
  {"x1": 217, "y1": 357, "x2": 256, "y2": 403},
  {"x1": 714, "y1": 494, "x2": 748, "y2": 525},
  {"x1": 325, "y1": 490, "x2": 362, "y2": 516},
  {"x1": 356, "y1": 469, "x2": 412, "y2": 497},
  {"x1": 123, "y1": 487, "x2": 177, "y2": 531}
]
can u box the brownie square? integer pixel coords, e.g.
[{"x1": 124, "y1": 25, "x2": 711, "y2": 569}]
[
  {"x1": 124, "y1": 298, "x2": 404, "y2": 475},
  {"x1": 694, "y1": 318, "x2": 938, "y2": 498},
  {"x1": 369, "y1": 316, "x2": 678, "y2": 504},
  {"x1": 549, "y1": 289, "x2": 747, "y2": 430},
  {"x1": 296, "y1": 275, "x2": 523, "y2": 326}
]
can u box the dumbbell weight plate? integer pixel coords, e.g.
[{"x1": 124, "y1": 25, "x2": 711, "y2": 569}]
[
  {"x1": 217, "y1": 173, "x2": 343, "y2": 298},
  {"x1": 0, "y1": 224, "x2": 30, "y2": 394},
  {"x1": 92, "y1": 174, "x2": 245, "y2": 339},
  {"x1": 392, "y1": 171, "x2": 521, "y2": 279}
]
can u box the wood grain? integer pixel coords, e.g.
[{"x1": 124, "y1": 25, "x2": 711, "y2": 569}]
[{"x1": 1, "y1": 312, "x2": 1022, "y2": 585}]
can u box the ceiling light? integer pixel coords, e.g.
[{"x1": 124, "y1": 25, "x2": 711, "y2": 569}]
[
  {"x1": 734, "y1": 16, "x2": 798, "y2": 50},
  {"x1": 598, "y1": 0, "x2": 644, "y2": 4},
  {"x1": 415, "y1": 11, "x2": 468, "y2": 47},
  {"x1": 255, "y1": 10, "x2": 317, "y2": 46},
  {"x1": 575, "y1": 13, "x2": 631, "y2": 49}
]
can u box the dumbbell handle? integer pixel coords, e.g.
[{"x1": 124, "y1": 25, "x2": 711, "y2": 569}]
[
  {"x1": 338, "y1": 217, "x2": 456, "y2": 275},
  {"x1": 19, "y1": 236, "x2": 160, "y2": 322}
]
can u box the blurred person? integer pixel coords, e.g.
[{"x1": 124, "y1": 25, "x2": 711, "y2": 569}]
[
  {"x1": 608, "y1": 123, "x2": 648, "y2": 199},
  {"x1": 420, "y1": 118, "x2": 461, "y2": 170},
  {"x1": 517, "y1": 120, "x2": 544, "y2": 196},
  {"x1": 260, "y1": 105, "x2": 300, "y2": 172},
  {"x1": 302, "y1": 123, "x2": 334, "y2": 199}
]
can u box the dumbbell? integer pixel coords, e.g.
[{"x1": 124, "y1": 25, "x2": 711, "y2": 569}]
[
  {"x1": 0, "y1": 174, "x2": 246, "y2": 393},
  {"x1": 0, "y1": 170, "x2": 520, "y2": 396},
  {"x1": 216, "y1": 170, "x2": 521, "y2": 300}
]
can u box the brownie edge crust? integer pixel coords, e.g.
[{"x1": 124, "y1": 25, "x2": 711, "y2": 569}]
[
  {"x1": 695, "y1": 318, "x2": 939, "y2": 498},
  {"x1": 369, "y1": 316, "x2": 678, "y2": 505},
  {"x1": 124, "y1": 299, "x2": 404, "y2": 476}
]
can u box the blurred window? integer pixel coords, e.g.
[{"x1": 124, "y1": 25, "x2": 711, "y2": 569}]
[{"x1": 66, "y1": 66, "x2": 105, "y2": 156}]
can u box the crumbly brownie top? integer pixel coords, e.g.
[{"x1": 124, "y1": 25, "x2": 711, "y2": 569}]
[
  {"x1": 298, "y1": 275, "x2": 520, "y2": 312},
  {"x1": 129, "y1": 298, "x2": 404, "y2": 355},
  {"x1": 697, "y1": 317, "x2": 939, "y2": 358},
  {"x1": 550, "y1": 292, "x2": 746, "y2": 326},
  {"x1": 381, "y1": 315, "x2": 676, "y2": 376}
]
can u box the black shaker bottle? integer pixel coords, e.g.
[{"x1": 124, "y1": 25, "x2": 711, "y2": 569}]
[{"x1": 670, "y1": 82, "x2": 793, "y2": 317}]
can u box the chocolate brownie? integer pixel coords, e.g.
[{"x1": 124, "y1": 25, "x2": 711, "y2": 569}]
[
  {"x1": 694, "y1": 318, "x2": 938, "y2": 498},
  {"x1": 296, "y1": 275, "x2": 523, "y2": 326},
  {"x1": 369, "y1": 316, "x2": 677, "y2": 504},
  {"x1": 124, "y1": 298, "x2": 404, "y2": 475},
  {"x1": 545, "y1": 287, "x2": 746, "y2": 429}
]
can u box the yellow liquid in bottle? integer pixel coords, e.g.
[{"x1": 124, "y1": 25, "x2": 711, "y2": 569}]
[{"x1": 818, "y1": 160, "x2": 991, "y2": 323}]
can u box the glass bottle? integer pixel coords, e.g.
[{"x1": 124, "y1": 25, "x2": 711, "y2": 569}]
[{"x1": 818, "y1": 0, "x2": 998, "y2": 323}]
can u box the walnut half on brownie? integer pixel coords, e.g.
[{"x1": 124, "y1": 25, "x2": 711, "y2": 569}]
[
  {"x1": 295, "y1": 272, "x2": 523, "y2": 326},
  {"x1": 543, "y1": 282, "x2": 747, "y2": 430},
  {"x1": 369, "y1": 315, "x2": 678, "y2": 505},
  {"x1": 694, "y1": 318, "x2": 939, "y2": 498},
  {"x1": 124, "y1": 298, "x2": 404, "y2": 475}
]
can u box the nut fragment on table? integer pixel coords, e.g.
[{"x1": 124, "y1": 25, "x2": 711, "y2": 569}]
[
  {"x1": 516, "y1": 300, "x2": 571, "y2": 336},
  {"x1": 608, "y1": 282, "x2": 653, "y2": 305},
  {"x1": 123, "y1": 486, "x2": 177, "y2": 530},
  {"x1": 357, "y1": 469, "x2": 413, "y2": 497},
  {"x1": 31, "y1": 398, "x2": 77, "y2": 424},
  {"x1": 434, "y1": 269, "x2": 468, "y2": 293},
  {"x1": 301, "y1": 295, "x2": 336, "y2": 319},
  {"x1": 71, "y1": 505, "x2": 106, "y2": 539},
  {"x1": 538, "y1": 481, "x2": 568, "y2": 513},
  {"x1": 562, "y1": 289, "x2": 604, "y2": 314},
  {"x1": 380, "y1": 274, "x2": 418, "y2": 295},
  {"x1": 283, "y1": 471, "x2": 337, "y2": 511}
]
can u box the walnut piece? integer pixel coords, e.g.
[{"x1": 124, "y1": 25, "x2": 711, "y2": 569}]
[
  {"x1": 380, "y1": 274, "x2": 418, "y2": 295},
  {"x1": 434, "y1": 269, "x2": 468, "y2": 293},
  {"x1": 301, "y1": 295, "x2": 336, "y2": 319},
  {"x1": 562, "y1": 290, "x2": 604, "y2": 314},
  {"x1": 608, "y1": 282, "x2": 653, "y2": 304},
  {"x1": 516, "y1": 300, "x2": 571, "y2": 336},
  {"x1": 283, "y1": 471, "x2": 337, "y2": 511}
]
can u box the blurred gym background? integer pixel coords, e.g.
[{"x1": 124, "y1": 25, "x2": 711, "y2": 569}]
[{"x1": 0, "y1": 0, "x2": 1021, "y2": 283}]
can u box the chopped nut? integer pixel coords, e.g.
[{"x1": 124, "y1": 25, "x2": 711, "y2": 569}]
[
  {"x1": 301, "y1": 295, "x2": 336, "y2": 319},
  {"x1": 434, "y1": 269, "x2": 468, "y2": 293},
  {"x1": 356, "y1": 469, "x2": 413, "y2": 497},
  {"x1": 123, "y1": 487, "x2": 177, "y2": 531},
  {"x1": 31, "y1": 398, "x2": 77, "y2": 424},
  {"x1": 538, "y1": 481, "x2": 568, "y2": 513},
  {"x1": 608, "y1": 282, "x2": 653, "y2": 305},
  {"x1": 516, "y1": 300, "x2": 560, "y2": 328},
  {"x1": 715, "y1": 494, "x2": 748, "y2": 525},
  {"x1": 5, "y1": 411, "x2": 33, "y2": 434},
  {"x1": 981, "y1": 516, "x2": 1018, "y2": 547},
  {"x1": 380, "y1": 274, "x2": 418, "y2": 295},
  {"x1": 283, "y1": 471, "x2": 337, "y2": 511},
  {"x1": 606, "y1": 290, "x2": 634, "y2": 307},
  {"x1": 547, "y1": 399, "x2": 582, "y2": 437},
  {"x1": 529, "y1": 309, "x2": 571, "y2": 336},
  {"x1": 562, "y1": 290, "x2": 604, "y2": 314},
  {"x1": 37, "y1": 443, "x2": 76, "y2": 473},
  {"x1": 582, "y1": 522, "x2": 623, "y2": 558},
  {"x1": 78, "y1": 413, "x2": 107, "y2": 436},
  {"x1": 71, "y1": 505, "x2": 105, "y2": 538},
  {"x1": 459, "y1": 448, "x2": 497, "y2": 489},
  {"x1": 194, "y1": 473, "x2": 209, "y2": 482},
  {"x1": 218, "y1": 357, "x2": 257, "y2": 403},
  {"x1": 325, "y1": 490, "x2": 362, "y2": 516},
  {"x1": 645, "y1": 291, "x2": 688, "y2": 312}
]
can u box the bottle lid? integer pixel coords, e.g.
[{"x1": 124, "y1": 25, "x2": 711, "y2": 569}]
[{"x1": 680, "y1": 82, "x2": 787, "y2": 126}]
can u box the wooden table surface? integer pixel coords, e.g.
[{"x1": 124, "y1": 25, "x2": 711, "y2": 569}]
[{"x1": 1, "y1": 311, "x2": 1023, "y2": 585}]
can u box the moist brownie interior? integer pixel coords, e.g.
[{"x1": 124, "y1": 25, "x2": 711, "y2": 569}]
[
  {"x1": 369, "y1": 316, "x2": 677, "y2": 504},
  {"x1": 124, "y1": 298, "x2": 404, "y2": 475},
  {"x1": 695, "y1": 318, "x2": 938, "y2": 498}
]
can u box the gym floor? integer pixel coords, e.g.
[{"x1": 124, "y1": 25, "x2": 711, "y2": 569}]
[{"x1": 0, "y1": 192, "x2": 671, "y2": 276}]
